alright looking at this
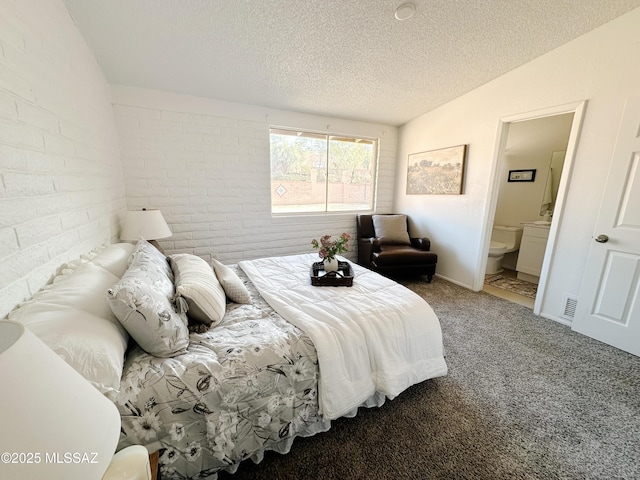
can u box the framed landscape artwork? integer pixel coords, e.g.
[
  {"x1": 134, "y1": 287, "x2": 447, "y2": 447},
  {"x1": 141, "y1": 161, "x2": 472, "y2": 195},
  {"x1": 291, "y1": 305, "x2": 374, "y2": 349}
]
[{"x1": 406, "y1": 144, "x2": 467, "y2": 195}]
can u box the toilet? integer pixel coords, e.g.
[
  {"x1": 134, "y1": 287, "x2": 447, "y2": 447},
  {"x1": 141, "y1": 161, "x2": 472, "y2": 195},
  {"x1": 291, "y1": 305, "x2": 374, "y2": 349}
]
[{"x1": 486, "y1": 225, "x2": 523, "y2": 275}]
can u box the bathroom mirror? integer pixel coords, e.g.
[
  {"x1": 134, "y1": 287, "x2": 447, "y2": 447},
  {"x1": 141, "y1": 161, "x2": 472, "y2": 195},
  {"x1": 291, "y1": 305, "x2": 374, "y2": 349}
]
[{"x1": 539, "y1": 150, "x2": 566, "y2": 216}]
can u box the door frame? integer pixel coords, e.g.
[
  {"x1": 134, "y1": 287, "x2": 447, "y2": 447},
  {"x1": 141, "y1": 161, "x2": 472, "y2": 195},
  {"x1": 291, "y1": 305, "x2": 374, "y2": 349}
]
[{"x1": 476, "y1": 100, "x2": 587, "y2": 315}]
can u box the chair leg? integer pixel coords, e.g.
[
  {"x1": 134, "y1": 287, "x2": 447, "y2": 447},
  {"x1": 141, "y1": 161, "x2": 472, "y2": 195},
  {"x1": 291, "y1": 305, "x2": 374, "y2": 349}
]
[{"x1": 427, "y1": 274, "x2": 433, "y2": 283}]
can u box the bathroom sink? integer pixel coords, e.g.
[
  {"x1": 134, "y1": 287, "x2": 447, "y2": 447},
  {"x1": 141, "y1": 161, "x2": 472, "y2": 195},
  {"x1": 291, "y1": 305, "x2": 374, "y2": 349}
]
[{"x1": 533, "y1": 220, "x2": 551, "y2": 225}]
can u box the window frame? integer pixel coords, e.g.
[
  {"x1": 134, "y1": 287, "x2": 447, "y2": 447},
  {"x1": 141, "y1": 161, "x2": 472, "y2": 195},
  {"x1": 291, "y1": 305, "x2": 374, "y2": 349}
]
[{"x1": 269, "y1": 126, "x2": 379, "y2": 216}]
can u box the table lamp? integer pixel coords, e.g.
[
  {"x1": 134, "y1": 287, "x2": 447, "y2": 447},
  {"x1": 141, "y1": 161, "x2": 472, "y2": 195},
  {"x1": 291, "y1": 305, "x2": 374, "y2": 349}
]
[
  {"x1": 120, "y1": 208, "x2": 172, "y2": 252},
  {"x1": 0, "y1": 320, "x2": 150, "y2": 480}
]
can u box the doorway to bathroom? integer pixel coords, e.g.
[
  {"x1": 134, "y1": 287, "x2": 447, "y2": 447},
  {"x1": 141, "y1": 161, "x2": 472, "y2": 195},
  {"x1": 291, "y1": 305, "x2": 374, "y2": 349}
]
[
  {"x1": 481, "y1": 101, "x2": 586, "y2": 312},
  {"x1": 484, "y1": 268, "x2": 536, "y2": 308}
]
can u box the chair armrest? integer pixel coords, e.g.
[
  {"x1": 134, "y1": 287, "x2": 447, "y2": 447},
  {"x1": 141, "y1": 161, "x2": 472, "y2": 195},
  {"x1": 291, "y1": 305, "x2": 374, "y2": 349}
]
[
  {"x1": 411, "y1": 237, "x2": 431, "y2": 251},
  {"x1": 358, "y1": 237, "x2": 375, "y2": 267},
  {"x1": 369, "y1": 237, "x2": 382, "y2": 253}
]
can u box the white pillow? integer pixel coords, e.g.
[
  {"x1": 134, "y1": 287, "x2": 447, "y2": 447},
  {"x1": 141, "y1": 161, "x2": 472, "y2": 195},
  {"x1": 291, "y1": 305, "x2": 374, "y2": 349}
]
[
  {"x1": 107, "y1": 240, "x2": 189, "y2": 358},
  {"x1": 89, "y1": 242, "x2": 136, "y2": 278},
  {"x1": 170, "y1": 254, "x2": 226, "y2": 327},
  {"x1": 9, "y1": 262, "x2": 122, "y2": 325},
  {"x1": 7, "y1": 253, "x2": 131, "y2": 399},
  {"x1": 9, "y1": 305, "x2": 128, "y2": 400},
  {"x1": 372, "y1": 214, "x2": 411, "y2": 245},
  {"x1": 212, "y1": 258, "x2": 252, "y2": 305},
  {"x1": 7, "y1": 243, "x2": 138, "y2": 399}
]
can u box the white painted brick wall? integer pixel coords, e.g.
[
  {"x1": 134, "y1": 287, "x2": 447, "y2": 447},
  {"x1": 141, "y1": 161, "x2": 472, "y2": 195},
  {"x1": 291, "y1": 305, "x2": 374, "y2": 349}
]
[
  {"x1": 112, "y1": 87, "x2": 398, "y2": 265},
  {"x1": 0, "y1": 0, "x2": 126, "y2": 318}
]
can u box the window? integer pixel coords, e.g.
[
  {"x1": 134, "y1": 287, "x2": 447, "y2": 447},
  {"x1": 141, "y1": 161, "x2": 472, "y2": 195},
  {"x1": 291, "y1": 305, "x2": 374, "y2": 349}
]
[{"x1": 270, "y1": 128, "x2": 378, "y2": 214}]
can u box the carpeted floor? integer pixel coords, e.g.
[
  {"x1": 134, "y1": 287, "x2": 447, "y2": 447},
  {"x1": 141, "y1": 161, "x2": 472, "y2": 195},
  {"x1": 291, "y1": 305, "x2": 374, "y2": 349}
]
[
  {"x1": 218, "y1": 277, "x2": 640, "y2": 480},
  {"x1": 484, "y1": 273, "x2": 538, "y2": 299}
]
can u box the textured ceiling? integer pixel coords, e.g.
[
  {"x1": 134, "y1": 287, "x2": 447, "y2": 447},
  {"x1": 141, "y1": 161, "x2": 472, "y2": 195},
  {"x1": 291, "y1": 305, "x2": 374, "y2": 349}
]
[{"x1": 63, "y1": 0, "x2": 640, "y2": 126}]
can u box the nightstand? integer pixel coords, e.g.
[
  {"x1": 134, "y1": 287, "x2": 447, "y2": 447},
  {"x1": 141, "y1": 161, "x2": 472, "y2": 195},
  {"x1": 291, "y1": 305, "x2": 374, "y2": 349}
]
[{"x1": 149, "y1": 450, "x2": 159, "y2": 480}]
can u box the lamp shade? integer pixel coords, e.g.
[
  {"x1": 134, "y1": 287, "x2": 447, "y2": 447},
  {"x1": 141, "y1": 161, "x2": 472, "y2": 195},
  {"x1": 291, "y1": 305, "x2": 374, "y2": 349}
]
[
  {"x1": 0, "y1": 320, "x2": 121, "y2": 480},
  {"x1": 120, "y1": 209, "x2": 172, "y2": 241}
]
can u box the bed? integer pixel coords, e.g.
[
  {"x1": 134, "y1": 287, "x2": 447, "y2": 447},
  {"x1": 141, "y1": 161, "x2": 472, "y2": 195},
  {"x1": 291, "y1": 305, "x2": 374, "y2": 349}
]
[{"x1": 8, "y1": 240, "x2": 447, "y2": 480}]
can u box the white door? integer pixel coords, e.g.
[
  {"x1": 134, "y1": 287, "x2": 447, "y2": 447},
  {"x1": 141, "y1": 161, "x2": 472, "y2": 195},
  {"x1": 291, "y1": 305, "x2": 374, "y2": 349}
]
[{"x1": 572, "y1": 96, "x2": 640, "y2": 356}]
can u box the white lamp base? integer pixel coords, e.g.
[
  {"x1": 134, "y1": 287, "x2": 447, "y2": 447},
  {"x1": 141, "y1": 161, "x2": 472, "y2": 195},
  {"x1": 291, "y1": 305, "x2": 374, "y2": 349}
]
[{"x1": 102, "y1": 445, "x2": 151, "y2": 480}]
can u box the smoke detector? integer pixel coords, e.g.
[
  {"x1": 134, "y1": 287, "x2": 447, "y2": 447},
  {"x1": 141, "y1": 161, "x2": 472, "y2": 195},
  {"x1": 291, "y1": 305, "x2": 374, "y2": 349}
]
[{"x1": 394, "y1": 3, "x2": 416, "y2": 21}]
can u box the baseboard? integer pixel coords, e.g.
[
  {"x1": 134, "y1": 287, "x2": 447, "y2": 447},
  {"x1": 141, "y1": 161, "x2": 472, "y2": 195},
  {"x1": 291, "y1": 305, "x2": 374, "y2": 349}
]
[
  {"x1": 539, "y1": 312, "x2": 572, "y2": 327},
  {"x1": 434, "y1": 274, "x2": 475, "y2": 291}
]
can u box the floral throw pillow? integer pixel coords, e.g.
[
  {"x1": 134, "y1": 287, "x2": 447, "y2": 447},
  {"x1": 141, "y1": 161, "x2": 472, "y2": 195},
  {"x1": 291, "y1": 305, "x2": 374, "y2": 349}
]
[{"x1": 107, "y1": 239, "x2": 189, "y2": 357}]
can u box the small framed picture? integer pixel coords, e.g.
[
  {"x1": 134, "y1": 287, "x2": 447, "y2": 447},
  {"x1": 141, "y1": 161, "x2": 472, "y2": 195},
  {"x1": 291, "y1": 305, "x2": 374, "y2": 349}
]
[{"x1": 508, "y1": 169, "x2": 536, "y2": 182}]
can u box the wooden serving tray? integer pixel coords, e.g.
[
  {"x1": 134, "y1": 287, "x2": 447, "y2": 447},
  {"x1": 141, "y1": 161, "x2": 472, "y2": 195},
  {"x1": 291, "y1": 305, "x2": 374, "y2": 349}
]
[{"x1": 310, "y1": 261, "x2": 354, "y2": 287}]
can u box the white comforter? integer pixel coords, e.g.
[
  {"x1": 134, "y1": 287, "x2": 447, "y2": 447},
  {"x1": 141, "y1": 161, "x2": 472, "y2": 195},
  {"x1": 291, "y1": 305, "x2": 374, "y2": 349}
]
[{"x1": 239, "y1": 254, "x2": 447, "y2": 420}]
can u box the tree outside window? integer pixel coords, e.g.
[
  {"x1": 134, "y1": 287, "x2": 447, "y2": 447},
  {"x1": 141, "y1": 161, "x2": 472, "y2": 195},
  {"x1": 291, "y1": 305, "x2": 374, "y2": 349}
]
[{"x1": 270, "y1": 128, "x2": 378, "y2": 214}]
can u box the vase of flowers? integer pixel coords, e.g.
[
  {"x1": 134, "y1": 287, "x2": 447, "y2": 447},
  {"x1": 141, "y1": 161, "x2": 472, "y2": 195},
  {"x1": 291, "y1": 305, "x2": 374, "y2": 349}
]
[{"x1": 311, "y1": 233, "x2": 351, "y2": 272}]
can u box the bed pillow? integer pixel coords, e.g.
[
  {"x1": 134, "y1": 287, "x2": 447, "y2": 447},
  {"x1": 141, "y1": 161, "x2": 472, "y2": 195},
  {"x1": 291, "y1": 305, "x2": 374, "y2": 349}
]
[
  {"x1": 169, "y1": 254, "x2": 226, "y2": 328},
  {"x1": 8, "y1": 255, "x2": 130, "y2": 400},
  {"x1": 127, "y1": 238, "x2": 173, "y2": 275},
  {"x1": 10, "y1": 308, "x2": 128, "y2": 400},
  {"x1": 89, "y1": 242, "x2": 136, "y2": 278},
  {"x1": 10, "y1": 261, "x2": 123, "y2": 326},
  {"x1": 212, "y1": 258, "x2": 252, "y2": 304},
  {"x1": 372, "y1": 214, "x2": 411, "y2": 245},
  {"x1": 107, "y1": 240, "x2": 189, "y2": 358}
]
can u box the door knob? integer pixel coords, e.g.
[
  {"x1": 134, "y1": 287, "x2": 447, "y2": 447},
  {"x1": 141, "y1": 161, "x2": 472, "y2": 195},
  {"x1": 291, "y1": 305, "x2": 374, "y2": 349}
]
[{"x1": 595, "y1": 234, "x2": 609, "y2": 243}]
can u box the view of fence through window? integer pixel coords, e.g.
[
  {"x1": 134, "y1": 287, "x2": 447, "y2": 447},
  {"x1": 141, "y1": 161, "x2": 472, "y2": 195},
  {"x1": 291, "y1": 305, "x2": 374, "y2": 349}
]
[{"x1": 270, "y1": 128, "x2": 378, "y2": 213}]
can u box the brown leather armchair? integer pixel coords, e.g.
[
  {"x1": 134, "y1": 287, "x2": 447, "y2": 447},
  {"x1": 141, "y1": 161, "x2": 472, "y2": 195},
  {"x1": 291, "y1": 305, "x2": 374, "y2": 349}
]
[{"x1": 357, "y1": 214, "x2": 437, "y2": 282}]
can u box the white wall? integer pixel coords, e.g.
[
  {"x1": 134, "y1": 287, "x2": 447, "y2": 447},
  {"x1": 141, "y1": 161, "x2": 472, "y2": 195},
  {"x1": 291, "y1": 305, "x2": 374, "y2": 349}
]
[
  {"x1": 111, "y1": 86, "x2": 397, "y2": 264},
  {"x1": 0, "y1": 0, "x2": 126, "y2": 318},
  {"x1": 394, "y1": 7, "x2": 640, "y2": 322}
]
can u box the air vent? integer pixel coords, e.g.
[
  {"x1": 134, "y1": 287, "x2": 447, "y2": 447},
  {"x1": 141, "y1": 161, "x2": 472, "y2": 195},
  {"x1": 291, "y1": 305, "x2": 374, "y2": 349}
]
[{"x1": 561, "y1": 295, "x2": 578, "y2": 321}]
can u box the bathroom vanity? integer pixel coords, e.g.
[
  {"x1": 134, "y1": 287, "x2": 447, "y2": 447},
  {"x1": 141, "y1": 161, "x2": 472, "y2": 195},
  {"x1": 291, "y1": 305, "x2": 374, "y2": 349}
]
[{"x1": 516, "y1": 223, "x2": 550, "y2": 283}]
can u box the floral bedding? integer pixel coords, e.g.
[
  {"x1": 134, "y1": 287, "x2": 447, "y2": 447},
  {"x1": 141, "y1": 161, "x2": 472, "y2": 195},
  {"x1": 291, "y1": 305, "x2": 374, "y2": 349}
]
[{"x1": 116, "y1": 266, "x2": 329, "y2": 480}]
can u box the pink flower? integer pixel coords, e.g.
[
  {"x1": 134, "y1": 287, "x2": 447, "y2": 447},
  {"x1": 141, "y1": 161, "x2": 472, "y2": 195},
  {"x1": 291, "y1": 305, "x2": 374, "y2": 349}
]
[{"x1": 311, "y1": 233, "x2": 350, "y2": 261}]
